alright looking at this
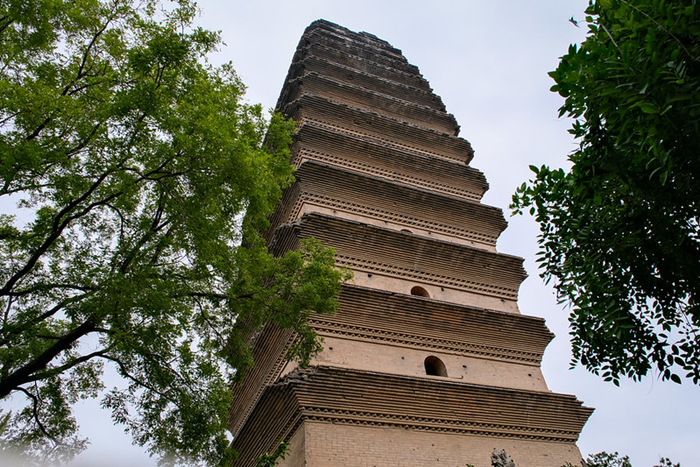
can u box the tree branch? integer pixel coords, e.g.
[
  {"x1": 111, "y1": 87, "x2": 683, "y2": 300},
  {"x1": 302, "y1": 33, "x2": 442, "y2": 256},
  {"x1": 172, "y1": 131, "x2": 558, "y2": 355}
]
[
  {"x1": 64, "y1": 122, "x2": 102, "y2": 158},
  {"x1": 187, "y1": 292, "x2": 228, "y2": 300},
  {"x1": 99, "y1": 354, "x2": 176, "y2": 403},
  {"x1": 0, "y1": 15, "x2": 13, "y2": 35},
  {"x1": 0, "y1": 321, "x2": 97, "y2": 398},
  {"x1": 0, "y1": 291, "x2": 93, "y2": 348},
  {"x1": 17, "y1": 386, "x2": 56, "y2": 443},
  {"x1": 8, "y1": 283, "x2": 96, "y2": 297},
  {"x1": 0, "y1": 170, "x2": 122, "y2": 298},
  {"x1": 25, "y1": 117, "x2": 52, "y2": 142},
  {"x1": 620, "y1": 0, "x2": 700, "y2": 63},
  {"x1": 23, "y1": 348, "x2": 111, "y2": 385},
  {"x1": 60, "y1": 7, "x2": 114, "y2": 98}
]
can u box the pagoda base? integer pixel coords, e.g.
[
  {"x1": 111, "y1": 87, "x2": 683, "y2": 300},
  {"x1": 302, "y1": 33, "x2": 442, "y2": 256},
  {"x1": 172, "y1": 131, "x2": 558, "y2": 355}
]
[
  {"x1": 281, "y1": 421, "x2": 584, "y2": 467},
  {"x1": 230, "y1": 366, "x2": 591, "y2": 467}
]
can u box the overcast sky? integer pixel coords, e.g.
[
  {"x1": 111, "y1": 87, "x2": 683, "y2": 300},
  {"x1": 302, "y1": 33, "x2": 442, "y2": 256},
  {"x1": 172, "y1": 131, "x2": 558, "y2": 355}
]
[{"x1": 60, "y1": 1, "x2": 700, "y2": 465}]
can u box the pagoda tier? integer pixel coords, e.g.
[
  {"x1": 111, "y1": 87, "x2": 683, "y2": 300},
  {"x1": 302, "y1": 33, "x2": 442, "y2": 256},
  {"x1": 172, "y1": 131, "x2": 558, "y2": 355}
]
[
  {"x1": 266, "y1": 161, "x2": 506, "y2": 250},
  {"x1": 291, "y1": 122, "x2": 488, "y2": 201},
  {"x1": 279, "y1": 55, "x2": 448, "y2": 111},
  {"x1": 280, "y1": 72, "x2": 459, "y2": 133},
  {"x1": 228, "y1": 19, "x2": 591, "y2": 467},
  {"x1": 227, "y1": 284, "x2": 558, "y2": 438},
  {"x1": 231, "y1": 367, "x2": 592, "y2": 467},
  {"x1": 269, "y1": 212, "x2": 525, "y2": 312},
  {"x1": 284, "y1": 94, "x2": 473, "y2": 164}
]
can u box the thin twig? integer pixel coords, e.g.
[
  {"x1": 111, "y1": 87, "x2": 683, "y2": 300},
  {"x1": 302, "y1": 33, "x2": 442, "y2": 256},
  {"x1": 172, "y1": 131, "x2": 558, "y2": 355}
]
[{"x1": 17, "y1": 386, "x2": 56, "y2": 443}]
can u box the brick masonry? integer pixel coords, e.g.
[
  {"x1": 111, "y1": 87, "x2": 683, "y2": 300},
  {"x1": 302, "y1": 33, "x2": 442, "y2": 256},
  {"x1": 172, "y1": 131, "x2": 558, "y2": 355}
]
[{"x1": 229, "y1": 19, "x2": 593, "y2": 466}]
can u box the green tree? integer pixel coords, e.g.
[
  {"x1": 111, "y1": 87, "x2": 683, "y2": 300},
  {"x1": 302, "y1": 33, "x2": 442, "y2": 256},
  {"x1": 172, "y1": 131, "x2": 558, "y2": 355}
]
[
  {"x1": 512, "y1": 0, "x2": 700, "y2": 385},
  {"x1": 563, "y1": 452, "x2": 680, "y2": 467},
  {"x1": 255, "y1": 442, "x2": 288, "y2": 467},
  {"x1": 0, "y1": 0, "x2": 347, "y2": 464},
  {"x1": 654, "y1": 458, "x2": 681, "y2": 467},
  {"x1": 583, "y1": 452, "x2": 633, "y2": 467}
]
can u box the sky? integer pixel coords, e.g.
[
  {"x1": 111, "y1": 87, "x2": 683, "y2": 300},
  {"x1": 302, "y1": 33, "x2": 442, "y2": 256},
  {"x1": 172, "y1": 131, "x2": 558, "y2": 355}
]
[{"x1": 27, "y1": 0, "x2": 700, "y2": 465}]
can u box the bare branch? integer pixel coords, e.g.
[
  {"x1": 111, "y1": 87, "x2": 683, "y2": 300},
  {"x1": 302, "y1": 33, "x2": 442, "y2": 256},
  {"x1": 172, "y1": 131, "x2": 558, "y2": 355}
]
[
  {"x1": 0, "y1": 181, "x2": 52, "y2": 197},
  {"x1": 25, "y1": 117, "x2": 52, "y2": 142},
  {"x1": 9, "y1": 283, "x2": 96, "y2": 297},
  {"x1": 61, "y1": 5, "x2": 116, "y2": 97},
  {"x1": 2, "y1": 295, "x2": 13, "y2": 327}
]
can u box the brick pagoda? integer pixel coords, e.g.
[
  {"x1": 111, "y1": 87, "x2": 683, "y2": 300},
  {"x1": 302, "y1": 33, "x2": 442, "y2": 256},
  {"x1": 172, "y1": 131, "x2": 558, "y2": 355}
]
[{"x1": 228, "y1": 20, "x2": 593, "y2": 467}]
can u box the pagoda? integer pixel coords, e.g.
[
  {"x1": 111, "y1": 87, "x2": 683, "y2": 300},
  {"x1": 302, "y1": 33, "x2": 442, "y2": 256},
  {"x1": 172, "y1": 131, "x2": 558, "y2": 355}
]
[{"x1": 228, "y1": 20, "x2": 592, "y2": 467}]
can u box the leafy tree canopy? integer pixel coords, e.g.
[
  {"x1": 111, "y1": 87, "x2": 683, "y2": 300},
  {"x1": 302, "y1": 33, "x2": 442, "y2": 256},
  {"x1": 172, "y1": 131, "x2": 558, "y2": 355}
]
[
  {"x1": 512, "y1": 0, "x2": 700, "y2": 385},
  {"x1": 564, "y1": 451, "x2": 680, "y2": 467},
  {"x1": 0, "y1": 0, "x2": 347, "y2": 464}
]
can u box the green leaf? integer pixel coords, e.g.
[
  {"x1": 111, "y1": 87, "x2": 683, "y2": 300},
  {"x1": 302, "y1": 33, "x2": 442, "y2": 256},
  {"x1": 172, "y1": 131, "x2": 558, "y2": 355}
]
[
  {"x1": 0, "y1": 1, "x2": 345, "y2": 464},
  {"x1": 514, "y1": 0, "x2": 700, "y2": 387},
  {"x1": 639, "y1": 102, "x2": 659, "y2": 114}
]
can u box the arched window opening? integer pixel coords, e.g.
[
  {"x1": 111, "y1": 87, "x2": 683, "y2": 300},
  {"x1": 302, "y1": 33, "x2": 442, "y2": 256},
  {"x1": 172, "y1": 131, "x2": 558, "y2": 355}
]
[
  {"x1": 401, "y1": 228, "x2": 412, "y2": 234},
  {"x1": 410, "y1": 286, "x2": 429, "y2": 298},
  {"x1": 424, "y1": 356, "x2": 447, "y2": 377}
]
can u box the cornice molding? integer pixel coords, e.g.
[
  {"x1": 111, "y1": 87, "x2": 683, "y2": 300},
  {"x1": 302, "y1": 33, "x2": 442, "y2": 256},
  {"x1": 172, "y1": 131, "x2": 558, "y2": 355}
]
[
  {"x1": 269, "y1": 213, "x2": 526, "y2": 301},
  {"x1": 292, "y1": 139, "x2": 485, "y2": 200},
  {"x1": 284, "y1": 94, "x2": 474, "y2": 164},
  {"x1": 311, "y1": 320, "x2": 542, "y2": 364},
  {"x1": 267, "y1": 161, "x2": 506, "y2": 247},
  {"x1": 301, "y1": 407, "x2": 582, "y2": 443},
  {"x1": 282, "y1": 72, "x2": 459, "y2": 134},
  {"x1": 231, "y1": 366, "x2": 593, "y2": 465}
]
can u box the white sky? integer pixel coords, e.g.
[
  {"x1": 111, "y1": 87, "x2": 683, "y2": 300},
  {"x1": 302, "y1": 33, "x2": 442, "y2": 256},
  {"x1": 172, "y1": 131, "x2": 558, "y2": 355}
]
[{"x1": 58, "y1": 0, "x2": 699, "y2": 465}]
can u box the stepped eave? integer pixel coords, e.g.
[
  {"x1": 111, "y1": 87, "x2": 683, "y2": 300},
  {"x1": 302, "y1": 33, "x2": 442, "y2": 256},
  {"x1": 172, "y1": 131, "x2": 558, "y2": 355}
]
[
  {"x1": 277, "y1": 54, "x2": 447, "y2": 112},
  {"x1": 279, "y1": 72, "x2": 460, "y2": 135},
  {"x1": 299, "y1": 29, "x2": 415, "y2": 73},
  {"x1": 266, "y1": 160, "x2": 507, "y2": 247},
  {"x1": 284, "y1": 94, "x2": 474, "y2": 164},
  {"x1": 291, "y1": 122, "x2": 489, "y2": 200},
  {"x1": 269, "y1": 212, "x2": 527, "y2": 302},
  {"x1": 302, "y1": 20, "x2": 407, "y2": 62},
  {"x1": 231, "y1": 366, "x2": 594, "y2": 466}
]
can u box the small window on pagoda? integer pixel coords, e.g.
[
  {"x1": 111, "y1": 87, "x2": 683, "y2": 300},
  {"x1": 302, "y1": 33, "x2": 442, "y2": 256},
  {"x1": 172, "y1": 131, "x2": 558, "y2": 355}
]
[
  {"x1": 424, "y1": 356, "x2": 447, "y2": 377},
  {"x1": 410, "y1": 286, "x2": 429, "y2": 297}
]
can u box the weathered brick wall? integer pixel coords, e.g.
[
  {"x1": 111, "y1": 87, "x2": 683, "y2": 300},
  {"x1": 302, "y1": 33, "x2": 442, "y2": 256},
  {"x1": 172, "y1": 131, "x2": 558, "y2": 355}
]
[
  {"x1": 278, "y1": 426, "x2": 306, "y2": 467},
  {"x1": 228, "y1": 19, "x2": 592, "y2": 466},
  {"x1": 299, "y1": 421, "x2": 582, "y2": 467},
  {"x1": 313, "y1": 337, "x2": 548, "y2": 391}
]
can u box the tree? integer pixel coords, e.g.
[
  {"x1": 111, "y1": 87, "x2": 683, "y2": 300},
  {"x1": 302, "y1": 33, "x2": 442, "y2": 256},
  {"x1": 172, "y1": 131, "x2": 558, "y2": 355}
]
[
  {"x1": 255, "y1": 442, "x2": 288, "y2": 467},
  {"x1": 563, "y1": 452, "x2": 680, "y2": 467},
  {"x1": 654, "y1": 459, "x2": 681, "y2": 467},
  {"x1": 0, "y1": 0, "x2": 347, "y2": 464},
  {"x1": 582, "y1": 452, "x2": 633, "y2": 467},
  {"x1": 512, "y1": 0, "x2": 700, "y2": 385}
]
